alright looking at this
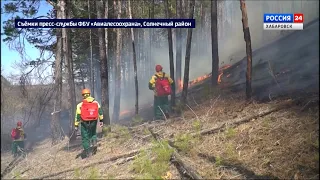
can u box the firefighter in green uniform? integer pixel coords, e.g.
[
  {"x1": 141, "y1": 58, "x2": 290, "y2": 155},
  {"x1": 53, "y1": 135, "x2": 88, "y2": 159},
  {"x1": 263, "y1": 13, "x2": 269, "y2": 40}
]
[
  {"x1": 148, "y1": 65, "x2": 174, "y2": 120},
  {"x1": 75, "y1": 88, "x2": 103, "y2": 158},
  {"x1": 11, "y1": 121, "x2": 27, "y2": 157}
]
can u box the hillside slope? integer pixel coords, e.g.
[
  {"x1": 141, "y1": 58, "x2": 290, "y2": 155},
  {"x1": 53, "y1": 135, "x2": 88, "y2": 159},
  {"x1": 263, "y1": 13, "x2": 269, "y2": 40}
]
[{"x1": 1, "y1": 91, "x2": 318, "y2": 179}]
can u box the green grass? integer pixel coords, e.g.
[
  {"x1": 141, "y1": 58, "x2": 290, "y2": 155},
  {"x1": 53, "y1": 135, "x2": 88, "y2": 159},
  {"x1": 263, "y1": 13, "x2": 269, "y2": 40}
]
[
  {"x1": 173, "y1": 133, "x2": 199, "y2": 154},
  {"x1": 131, "y1": 140, "x2": 173, "y2": 179},
  {"x1": 86, "y1": 167, "x2": 100, "y2": 179},
  {"x1": 224, "y1": 143, "x2": 237, "y2": 160},
  {"x1": 224, "y1": 127, "x2": 237, "y2": 139},
  {"x1": 215, "y1": 155, "x2": 223, "y2": 166},
  {"x1": 102, "y1": 125, "x2": 111, "y2": 136},
  {"x1": 192, "y1": 119, "x2": 202, "y2": 140},
  {"x1": 13, "y1": 171, "x2": 22, "y2": 179},
  {"x1": 105, "y1": 125, "x2": 132, "y2": 144},
  {"x1": 74, "y1": 168, "x2": 81, "y2": 178}
]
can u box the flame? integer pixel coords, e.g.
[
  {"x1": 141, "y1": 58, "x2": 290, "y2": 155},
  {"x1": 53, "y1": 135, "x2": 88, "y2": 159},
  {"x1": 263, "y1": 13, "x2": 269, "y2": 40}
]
[
  {"x1": 218, "y1": 72, "x2": 224, "y2": 84},
  {"x1": 190, "y1": 74, "x2": 211, "y2": 86},
  {"x1": 120, "y1": 110, "x2": 130, "y2": 116},
  {"x1": 176, "y1": 64, "x2": 232, "y2": 92},
  {"x1": 178, "y1": 79, "x2": 183, "y2": 90},
  {"x1": 218, "y1": 64, "x2": 232, "y2": 84},
  {"x1": 219, "y1": 64, "x2": 232, "y2": 72}
]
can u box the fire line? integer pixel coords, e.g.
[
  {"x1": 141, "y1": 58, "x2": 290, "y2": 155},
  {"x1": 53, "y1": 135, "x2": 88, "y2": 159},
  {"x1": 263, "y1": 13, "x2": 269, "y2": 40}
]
[{"x1": 120, "y1": 64, "x2": 232, "y2": 117}]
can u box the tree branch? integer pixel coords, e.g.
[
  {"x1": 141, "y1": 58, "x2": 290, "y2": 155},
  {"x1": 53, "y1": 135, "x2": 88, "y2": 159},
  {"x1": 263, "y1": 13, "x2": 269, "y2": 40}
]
[
  {"x1": 32, "y1": 148, "x2": 145, "y2": 179},
  {"x1": 46, "y1": 0, "x2": 57, "y2": 8}
]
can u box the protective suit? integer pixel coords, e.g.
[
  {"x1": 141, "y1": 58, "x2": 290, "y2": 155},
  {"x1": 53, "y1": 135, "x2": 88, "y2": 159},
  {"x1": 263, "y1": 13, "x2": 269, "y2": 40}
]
[
  {"x1": 148, "y1": 65, "x2": 174, "y2": 120},
  {"x1": 75, "y1": 89, "x2": 103, "y2": 158},
  {"x1": 11, "y1": 121, "x2": 26, "y2": 157}
]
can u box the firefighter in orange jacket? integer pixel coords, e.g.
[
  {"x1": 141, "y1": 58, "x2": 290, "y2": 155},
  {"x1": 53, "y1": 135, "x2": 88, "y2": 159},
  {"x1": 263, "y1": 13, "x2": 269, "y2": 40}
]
[
  {"x1": 148, "y1": 65, "x2": 174, "y2": 120},
  {"x1": 75, "y1": 89, "x2": 103, "y2": 158}
]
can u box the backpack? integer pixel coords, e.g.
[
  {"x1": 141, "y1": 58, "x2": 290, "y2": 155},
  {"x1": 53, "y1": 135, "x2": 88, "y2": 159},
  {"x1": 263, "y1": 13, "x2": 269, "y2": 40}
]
[
  {"x1": 80, "y1": 99, "x2": 99, "y2": 121},
  {"x1": 11, "y1": 128, "x2": 20, "y2": 140},
  {"x1": 155, "y1": 73, "x2": 172, "y2": 96}
]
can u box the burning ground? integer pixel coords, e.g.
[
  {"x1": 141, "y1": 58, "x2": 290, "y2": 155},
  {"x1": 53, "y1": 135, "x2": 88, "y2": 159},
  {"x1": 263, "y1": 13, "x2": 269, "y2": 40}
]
[{"x1": 1, "y1": 19, "x2": 319, "y2": 180}]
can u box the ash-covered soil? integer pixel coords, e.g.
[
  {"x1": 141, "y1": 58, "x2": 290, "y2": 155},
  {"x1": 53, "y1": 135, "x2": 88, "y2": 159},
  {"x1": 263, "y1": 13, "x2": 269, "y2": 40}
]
[{"x1": 220, "y1": 19, "x2": 319, "y2": 101}]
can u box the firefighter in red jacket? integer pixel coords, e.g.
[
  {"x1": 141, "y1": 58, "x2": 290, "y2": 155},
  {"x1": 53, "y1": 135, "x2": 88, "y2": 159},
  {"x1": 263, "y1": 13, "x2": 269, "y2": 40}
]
[
  {"x1": 74, "y1": 89, "x2": 104, "y2": 158},
  {"x1": 148, "y1": 65, "x2": 174, "y2": 120},
  {"x1": 11, "y1": 121, "x2": 27, "y2": 157}
]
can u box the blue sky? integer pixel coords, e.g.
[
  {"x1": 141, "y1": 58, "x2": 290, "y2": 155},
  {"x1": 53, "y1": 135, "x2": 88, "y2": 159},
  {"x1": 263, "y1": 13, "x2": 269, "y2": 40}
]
[{"x1": 1, "y1": 1, "x2": 53, "y2": 78}]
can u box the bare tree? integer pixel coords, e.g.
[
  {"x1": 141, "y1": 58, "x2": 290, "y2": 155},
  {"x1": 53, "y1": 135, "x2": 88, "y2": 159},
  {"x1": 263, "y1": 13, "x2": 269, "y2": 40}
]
[
  {"x1": 211, "y1": 0, "x2": 219, "y2": 87},
  {"x1": 96, "y1": 0, "x2": 111, "y2": 125},
  {"x1": 181, "y1": 0, "x2": 195, "y2": 106},
  {"x1": 128, "y1": 0, "x2": 139, "y2": 115},
  {"x1": 164, "y1": 0, "x2": 176, "y2": 109},
  {"x1": 175, "y1": 0, "x2": 182, "y2": 91},
  {"x1": 112, "y1": 0, "x2": 122, "y2": 122},
  {"x1": 50, "y1": 0, "x2": 63, "y2": 145},
  {"x1": 240, "y1": 0, "x2": 253, "y2": 99}
]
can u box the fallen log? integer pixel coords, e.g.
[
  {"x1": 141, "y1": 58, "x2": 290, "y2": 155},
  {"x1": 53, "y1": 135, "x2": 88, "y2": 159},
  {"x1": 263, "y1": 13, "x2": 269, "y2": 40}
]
[
  {"x1": 148, "y1": 127, "x2": 203, "y2": 180},
  {"x1": 193, "y1": 99, "x2": 296, "y2": 137},
  {"x1": 32, "y1": 148, "x2": 143, "y2": 179},
  {"x1": 116, "y1": 155, "x2": 137, "y2": 165}
]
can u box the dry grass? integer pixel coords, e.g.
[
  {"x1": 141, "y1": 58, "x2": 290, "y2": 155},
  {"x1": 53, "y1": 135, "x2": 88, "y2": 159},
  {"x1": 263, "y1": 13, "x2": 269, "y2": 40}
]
[
  {"x1": 167, "y1": 95, "x2": 319, "y2": 179},
  {"x1": 1, "y1": 90, "x2": 318, "y2": 179},
  {"x1": 127, "y1": 92, "x2": 319, "y2": 179}
]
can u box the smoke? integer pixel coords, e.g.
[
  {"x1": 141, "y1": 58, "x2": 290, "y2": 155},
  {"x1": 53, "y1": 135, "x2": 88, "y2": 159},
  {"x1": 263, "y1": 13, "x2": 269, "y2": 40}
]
[{"x1": 94, "y1": 0, "x2": 319, "y2": 121}]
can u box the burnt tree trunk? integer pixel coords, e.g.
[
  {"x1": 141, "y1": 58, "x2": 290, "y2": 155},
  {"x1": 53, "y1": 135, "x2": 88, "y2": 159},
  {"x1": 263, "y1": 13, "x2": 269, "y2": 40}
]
[
  {"x1": 164, "y1": 0, "x2": 176, "y2": 109},
  {"x1": 128, "y1": 0, "x2": 139, "y2": 115},
  {"x1": 181, "y1": 0, "x2": 195, "y2": 106},
  {"x1": 96, "y1": 0, "x2": 111, "y2": 125},
  {"x1": 175, "y1": 0, "x2": 183, "y2": 92},
  {"x1": 61, "y1": 0, "x2": 76, "y2": 142},
  {"x1": 240, "y1": 0, "x2": 253, "y2": 99},
  {"x1": 211, "y1": 0, "x2": 219, "y2": 87},
  {"x1": 51, "y1": 0, "x2": 63, "y2": 145},
  {"x1": 112, "y1": 0, "x2": 122, "y2": 121}
]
